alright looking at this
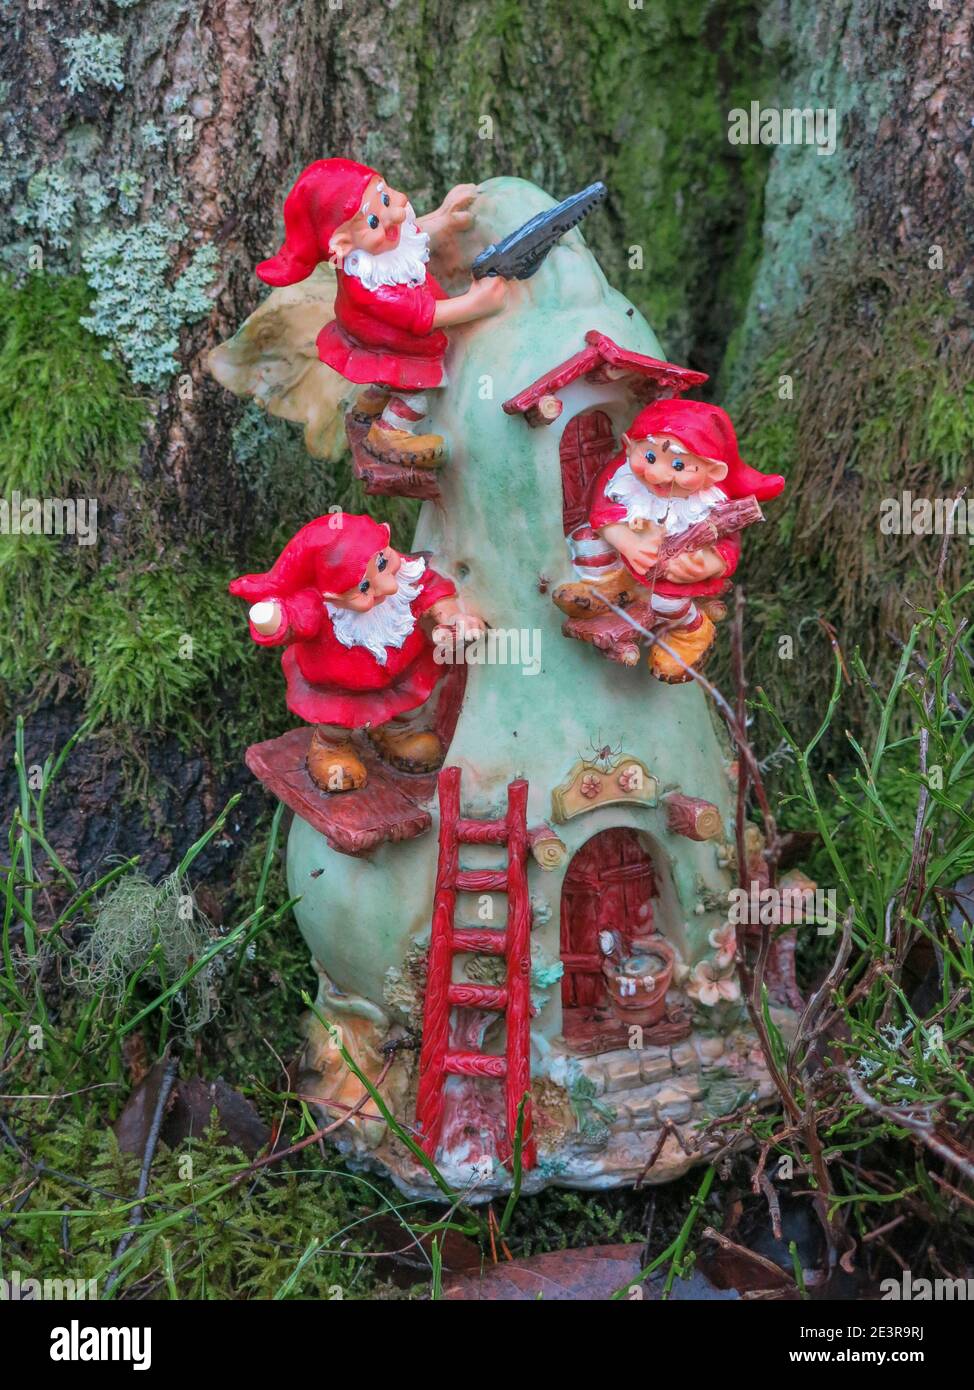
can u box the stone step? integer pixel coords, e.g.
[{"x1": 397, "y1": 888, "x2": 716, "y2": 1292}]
[
  {"x1": 603, "y1": 1053, "x2": 642, "y2": 1092},
  {"x1": 640, "y1": 1054, "x2": 673, "y2": 1085},
  {"x1": 623, "y1": 1090, "x2": 657, "y2": 1129},
  {"x1": 671, "y1": 1041, "x2": 698, "y2": 1072},
  {"x1": 611, "y1": 1076, "x2": 707, "y2": 1130},
  {"x1": 578, "y1": 1042, "x2": 700, "y2": 1096}
]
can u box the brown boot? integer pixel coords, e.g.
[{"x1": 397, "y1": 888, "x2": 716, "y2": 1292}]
[
  {"x1": 552, "y1": 567, "x2": 638, "y2": 618},
  {"x1": 650, "y1": 614, "x2": 716, "y2": 683},
  {"x1": 349, "y1": 389, "x2": 389, "y2": 425},
  {"x1": 307, "y1": 728, "x2": 368, "y2": 792},
  {"x1": 367, "y1": 725, "x2": 444, "y2": 774},
  {"x1": 363, "y1": 422, "x2": 445, "y2": 468}
]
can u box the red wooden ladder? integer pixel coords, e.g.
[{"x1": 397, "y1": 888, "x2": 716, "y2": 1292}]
[{"x1": 416, "y1": 765, "x2": 537, "y2": 1171}]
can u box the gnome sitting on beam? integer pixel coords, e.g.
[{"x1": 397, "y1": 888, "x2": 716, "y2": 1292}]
[
  {"x1": 554, "y1": 400, "x2": 785, "y2": 682},
  {"x1": 256, "y1": 158, "x2": 509, "y2": 468},
  {"x1": 230, "y1": 513, "x2": 484, "y2": 791}
]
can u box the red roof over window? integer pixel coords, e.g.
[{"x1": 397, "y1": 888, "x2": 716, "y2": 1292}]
[{"x1": 502, "y1": 331, "x2": 707, "y2": 417}]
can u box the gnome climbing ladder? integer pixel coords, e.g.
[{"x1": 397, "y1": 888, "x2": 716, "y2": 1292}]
[{"x1": 415, "y1": 766, "x2": 538, "y2": 1171}]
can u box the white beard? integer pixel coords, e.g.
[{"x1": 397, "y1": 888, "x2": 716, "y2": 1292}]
[
  {"x1": 341, "y1": 206, "x2": 430, "y2": 290},
  {"x1": 605, "y1": 462, "x2": 724, "y2": 536},
  {"x1": 326, "y1": 556, "x2": 426, "y2": 665}
]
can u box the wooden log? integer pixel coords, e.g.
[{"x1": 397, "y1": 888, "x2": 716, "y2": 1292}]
[
  {"x1": 583, "y1": 363, "x2": 628, "y2": 384},
  {"x1": 698, "y1": 597, "x2": 728, "y2": 623},
  {"x1": 457, "y1": 817, "x2": 507, "y2": 845},
  {"x1": 453, "y1": 927, "x2": 508, "y2": 955},
  {"x1": 642, "y1": 495, "x2": 764, "y2": 580},
  {"x1": 562, "y1": 625, "x2": 640, "y2": 665},
  {"x1": 447, "y1": 983, "x2": 508, "y2": 1010},
  {"x1": 664, "y1": 792, "x2": 723, "y2": 841},
  {"x1": 444, "y1": 1052, "x2": 508, "y2": 1079},
  {"x1": 528, "y1": 825, "x2": 568, "y2": 869},
  {"x1": 524, "y1": 394, "x2": 563, "y2": 427}
]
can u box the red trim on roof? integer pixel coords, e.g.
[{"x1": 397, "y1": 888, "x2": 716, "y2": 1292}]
[{"x1": 502, "y1": 330, "x2": 708, "y2": 416}]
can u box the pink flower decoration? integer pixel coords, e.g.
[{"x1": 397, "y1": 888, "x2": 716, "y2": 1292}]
[
  {"x1": 708, "y1": 922, "x2": 737, "y2": 970},
  {"x1": 687, "y1": 960, "x2": 741, "y2": 1008},
  {"x1": 617, "y1": 765, "x2": 641, "y2": 792},
  {"x1": 579, "y1": 773, "x2": 603, "y2": 799}
]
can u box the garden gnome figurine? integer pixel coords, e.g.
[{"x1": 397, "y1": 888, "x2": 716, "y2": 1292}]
[
  {"x1": 556, "y1": 400, "x2": 785, "y2": 682},
  {"x1": 230, "y1": 514, "x2": 484, "y2": 791},
  {"x1": 256, "y1": 158, "x2": 508, "y2": 467}
]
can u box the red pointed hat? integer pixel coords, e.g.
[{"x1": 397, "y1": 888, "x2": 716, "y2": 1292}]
[
  {"x1": 626, "y1": 399, "x2": 785, "y2": 501},
  {"x1": 229, "y1": 513, "x2": 391, "y2": 601},
  {"x1": 257, "y1": 158, "x2": 377, "y2": 287}
]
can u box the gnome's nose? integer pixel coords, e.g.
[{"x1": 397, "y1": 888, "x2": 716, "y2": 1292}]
[{"x1": 374, "y1": 572, "x2": 398, "y2": 600}]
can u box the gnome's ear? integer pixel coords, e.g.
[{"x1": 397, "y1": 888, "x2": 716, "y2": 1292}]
[
  {"x1": 705, "y1": 459, "x2": 728, "y2": 482},
  {"x1": 621, "y1": 432, "x2": 632, "y2": 450},
  {"x1": 328, "y1": 228, "x2": 354, "y2": 263}
]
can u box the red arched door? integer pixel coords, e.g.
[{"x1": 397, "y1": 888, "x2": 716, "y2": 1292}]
[
  {"x1": 560, "y1": 828, "x2": 656, "y2": 1046},
  {"x1": 559, "y1": 409, "x2": 618, "y2": 535}
]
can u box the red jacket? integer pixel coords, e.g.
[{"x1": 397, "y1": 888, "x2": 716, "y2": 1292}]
[
  {"x1": 589, "y1": 462, "x2": 739, "y2": 599},
  {"x1": 248, "y1": 562, "x2": 456, "y2": 727},
  {"x1": 316, "y1": 269, "x2": 449, "y2": 390}
]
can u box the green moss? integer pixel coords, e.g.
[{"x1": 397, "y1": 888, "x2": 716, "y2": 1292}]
[
  {"x1": 718, "y1": 256, "x2": 974, "y2": 760},
  {"x1": 0, "y1": 274, "x2": 420, "y2": 748},
  {"x1": 0, "y1": 526, "x2": 276, "y2": 750},
  {"x1": 231, "y1": 403, "x2": 420, "y2": 557},
  {"x1": 0, "y1": 273, "x2": 277, "y2": 747},
  {"x1": 76, "y1": 552, "x2": 270, "y2": 740},
  {"x1": 0, "y1": 273, "x2": 146, "y2": 497},
  {"x1": 399, "y1": 0, "x2": 776, "y2": 370},
  {"x1": 0, "y1": 1111, "x2": 380, "y2": 1299},
  {"x1": 0, "y1": 793, "x2": 411, "y2": 1301},
  {"x1": 582, "y1": 1, "x2": 775, "y2": 366}
]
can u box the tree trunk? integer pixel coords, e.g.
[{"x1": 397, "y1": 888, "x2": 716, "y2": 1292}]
[{"x1": 719, "y1": 0, "x2": 973, "y2": 750}]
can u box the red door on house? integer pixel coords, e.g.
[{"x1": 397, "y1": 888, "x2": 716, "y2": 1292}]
[
  {"x1": 560, "y1": 828, "x2": 657, "y2": 1041},
  {"x1": 559, "y1": 409, "x2": 618, "y2": 534}
]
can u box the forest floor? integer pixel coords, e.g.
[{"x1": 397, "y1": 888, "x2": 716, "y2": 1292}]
[{"x1": 1, "y1": 582, "x2": 972, "y2": 1301}]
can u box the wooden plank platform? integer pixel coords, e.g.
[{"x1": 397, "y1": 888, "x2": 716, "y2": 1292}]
[
  {"x1": 561, "y1": 594, "x2": 729, "y2": 666},
  {"x1": 245, "y1": 726, "x2": 437, "y2": 857},
  {"x1": 561, "y1": 599, "x2": 659, "y2": 666},
  {"x1": 346, "y1": 417, "x2": 442, "y2": 502}
]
